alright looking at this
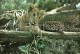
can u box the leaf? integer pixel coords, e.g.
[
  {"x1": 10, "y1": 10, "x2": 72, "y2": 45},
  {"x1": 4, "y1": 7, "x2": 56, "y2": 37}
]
[{"x1": 18, "y1": 44, "x2": 30, "y2": 52}]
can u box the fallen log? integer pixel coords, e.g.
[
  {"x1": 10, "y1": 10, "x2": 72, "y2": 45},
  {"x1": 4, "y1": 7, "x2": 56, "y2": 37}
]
[
  {"x1": 41, "y1": 30, "x2": 80, "y2": 41},
  {"x1": 0, "y1": 29, "x2": 80, "y2": 42},
  {"x1": 0, "y1": 30, "x2": 34, "y2": 42}
]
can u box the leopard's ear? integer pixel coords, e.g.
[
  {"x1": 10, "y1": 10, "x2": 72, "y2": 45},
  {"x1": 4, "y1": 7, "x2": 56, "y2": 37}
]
[{"x1": 28, "y1": 3, "x2": 35, "y2": 12}]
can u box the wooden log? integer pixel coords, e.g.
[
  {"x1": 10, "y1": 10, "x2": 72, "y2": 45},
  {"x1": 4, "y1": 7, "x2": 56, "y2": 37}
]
[
  {"x1": 0, "y1": 30, "x2": 34, "y2": 42},
  {"x1": 0, "y1": 29, "x2": 80, "y2": 41},
  {"x1": 41, "y1": 30, "x2": 80, "y2": 41}
]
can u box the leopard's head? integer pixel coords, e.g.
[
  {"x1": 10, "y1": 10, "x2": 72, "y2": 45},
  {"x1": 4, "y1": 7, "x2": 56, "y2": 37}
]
[{"x1": 69, "y1": 15, "x2": 79, "y2": 25}]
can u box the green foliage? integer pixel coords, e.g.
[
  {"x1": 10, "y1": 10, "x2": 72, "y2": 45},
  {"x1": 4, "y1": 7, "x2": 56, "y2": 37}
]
[
  {"x1": 35, "y1": 0, "x2": 45, "y2": 10},
  {"x1": 1, "y1": 0, "x2": 14, "y2": 11},
  {"x1": 45, "y1": 0, "x2": 62, "y2": 11},
  {"x1": 19, "y1": 44, "x2": 30, "y2": 53},
  {"x1": 18, "y1": 36, "x2": 49, "y2": 54},
  {"x1": 0, "y1": 0, "x2": 72, "y2": 15},
  {"x1": 35, "y1": 0, "x2": 63, "y2": 11},
  {"x1": 1, "y1": 0, "x2": 28, "y2": 11},
  {"x1": 0, "y1": 0, "x2": 79, "y2": 13},
  {"x1": 18, "y1": 36, "x2": 80, "y2": 54}
]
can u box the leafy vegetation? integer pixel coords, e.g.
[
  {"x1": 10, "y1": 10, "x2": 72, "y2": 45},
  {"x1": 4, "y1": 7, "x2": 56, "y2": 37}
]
[
  {"x1": 18, "y1": 36, "x2": 80, "y2": 54},
  {"x1": 0, "y1": 0, "x2": 79, "y2": 14}
]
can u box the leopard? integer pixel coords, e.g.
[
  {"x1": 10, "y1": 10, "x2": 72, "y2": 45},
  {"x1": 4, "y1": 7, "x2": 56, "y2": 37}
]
[
  {"x1": 43, "y1": 21, "x2": 64, "y2": 33},
  {"x1": 16, "y1": 3, "x2": 45, "y2": 31},
  {"x1": 64, "y1": 15, "x2": 79, "y2": 31},
  {"x1": 43, "y1": 15, "x2": 79, "y2": 32}
]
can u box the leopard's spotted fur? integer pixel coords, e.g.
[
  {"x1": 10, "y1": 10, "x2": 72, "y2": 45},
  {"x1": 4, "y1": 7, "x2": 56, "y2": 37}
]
[
  {"x1": 42, "y1": 15, "x2": 79, "y2": 32},
  {"x1": 43, "y1": 21, "x2": 64, "y2": 33}
]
